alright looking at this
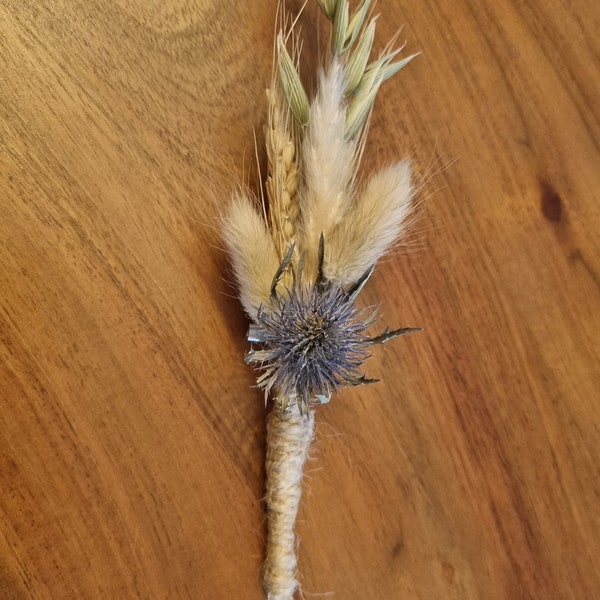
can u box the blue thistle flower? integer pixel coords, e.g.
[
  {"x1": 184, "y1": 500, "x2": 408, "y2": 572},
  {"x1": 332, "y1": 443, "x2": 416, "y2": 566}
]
[{"x1": 246, "y1": 241, "x2": 420, "y2": 411}]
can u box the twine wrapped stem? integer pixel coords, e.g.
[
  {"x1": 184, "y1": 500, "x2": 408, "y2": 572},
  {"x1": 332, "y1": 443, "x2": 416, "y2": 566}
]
[{"x1": 264, "y1": 402, "x2": 315, "y2": 599}]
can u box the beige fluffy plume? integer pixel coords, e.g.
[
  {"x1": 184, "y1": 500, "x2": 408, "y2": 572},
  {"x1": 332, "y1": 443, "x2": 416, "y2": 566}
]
[
  {"x1": 222, "y1": 191, "x2": 280, "y2": 317},
  {"x1": 324, "y1": 160, "x2": 413, "y2": 287}
]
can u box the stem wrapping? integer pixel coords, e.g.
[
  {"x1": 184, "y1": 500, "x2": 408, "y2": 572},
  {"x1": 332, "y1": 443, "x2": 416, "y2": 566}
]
[{"x1": 264, "y1": 404, "x2": 315, "y2": 600}]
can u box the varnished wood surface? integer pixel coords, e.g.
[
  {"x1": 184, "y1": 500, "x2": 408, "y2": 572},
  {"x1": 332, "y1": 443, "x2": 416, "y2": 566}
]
[{"x1": 1, "y1": 1, "x2": 599, "y2": 598}]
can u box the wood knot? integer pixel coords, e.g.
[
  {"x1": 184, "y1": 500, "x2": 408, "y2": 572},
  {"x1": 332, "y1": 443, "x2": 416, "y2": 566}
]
[
  {"x1": 540, "y1": 181, "x2": 563, "y2": 223},
  {"x1": 441, "y1": 561, "x2": 456, "y2": 583},
  {"x1": 391, "y1": 540, "x2": 403, "y2": 559}
]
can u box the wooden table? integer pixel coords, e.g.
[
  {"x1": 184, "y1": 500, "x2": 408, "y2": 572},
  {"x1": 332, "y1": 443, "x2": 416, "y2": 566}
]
[{"x1": 1, "y1": 1, "x2": 598, "y2": 598}]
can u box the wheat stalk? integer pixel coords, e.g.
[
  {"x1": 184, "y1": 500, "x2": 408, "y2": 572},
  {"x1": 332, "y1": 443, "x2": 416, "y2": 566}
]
[
  {"x1": 265, "y1": 82, "x2": 300, "y2": 261},
  {"x1": 222, "y1": 2, "x2": 420, "y2": 597}
]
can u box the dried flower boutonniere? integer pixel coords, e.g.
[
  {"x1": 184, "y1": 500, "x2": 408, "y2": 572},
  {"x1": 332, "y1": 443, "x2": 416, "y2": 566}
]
[{"x1": 223, "y1": 1, "x2": 420, "y2": 597}]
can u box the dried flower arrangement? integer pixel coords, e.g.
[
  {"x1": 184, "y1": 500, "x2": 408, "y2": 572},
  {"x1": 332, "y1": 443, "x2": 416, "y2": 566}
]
[{"x1": 223, "y1": 1, "x2": 419, "y2": 597}]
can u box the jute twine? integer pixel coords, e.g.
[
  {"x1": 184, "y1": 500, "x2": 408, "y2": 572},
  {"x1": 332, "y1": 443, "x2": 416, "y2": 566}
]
[{"x1": 264, "y1": 404, "x2": 315, "y2": 600}]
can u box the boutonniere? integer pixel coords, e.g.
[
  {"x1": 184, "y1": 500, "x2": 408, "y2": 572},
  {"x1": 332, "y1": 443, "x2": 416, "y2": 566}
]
[{"x1": 223, "y1": 2, "x2": 420, "y2": 597}]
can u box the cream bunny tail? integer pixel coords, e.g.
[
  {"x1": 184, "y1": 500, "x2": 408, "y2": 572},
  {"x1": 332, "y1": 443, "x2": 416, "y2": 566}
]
[
  {"x1": 324, "y1": 161, "x2": 413, "y2": 287},
  {"x1": 222, "y1": 192, "x2": 281, "y2": 317}
]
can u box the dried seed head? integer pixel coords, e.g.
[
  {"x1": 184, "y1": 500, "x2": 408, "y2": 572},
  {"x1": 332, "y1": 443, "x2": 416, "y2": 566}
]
[
  {"x1": 247, "y1": 283, "x2": 375, "y2": 410},
  {"x1": 278, "y1": 34, "x2": 310, "y2": 127},
  {"x1": 316, "y1": 0, "x2": 338, "y2": 21},
  {"x1": 246, "y1": 267, "x2": 420, "y2": 412}
]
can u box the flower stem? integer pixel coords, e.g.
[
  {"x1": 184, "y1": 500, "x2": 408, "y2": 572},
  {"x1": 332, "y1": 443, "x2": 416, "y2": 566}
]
[{"x1": 264, "y1": 403, "x2": 315, "y2": 599}]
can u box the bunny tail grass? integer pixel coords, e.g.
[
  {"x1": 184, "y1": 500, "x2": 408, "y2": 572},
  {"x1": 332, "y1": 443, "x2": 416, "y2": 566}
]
[
  {"x1": 264, "y1": 403, "x2": 315, "y2": 600},
  {"x1": 222, "y1": 191, "x2": 281, "y2": 317}
]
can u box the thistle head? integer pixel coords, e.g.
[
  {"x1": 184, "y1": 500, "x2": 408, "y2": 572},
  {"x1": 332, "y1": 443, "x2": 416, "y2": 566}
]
[{"x1": 246, "y1": 247, "x2": 420, "y2": 412}]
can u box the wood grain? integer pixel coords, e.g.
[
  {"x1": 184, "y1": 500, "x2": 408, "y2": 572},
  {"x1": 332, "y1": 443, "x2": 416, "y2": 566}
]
[{"x1": 1, "y1": 1, "x2": 598, "y2": 598}]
